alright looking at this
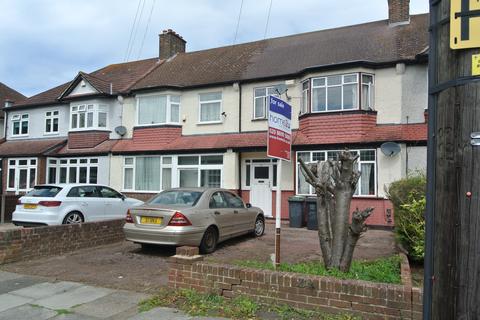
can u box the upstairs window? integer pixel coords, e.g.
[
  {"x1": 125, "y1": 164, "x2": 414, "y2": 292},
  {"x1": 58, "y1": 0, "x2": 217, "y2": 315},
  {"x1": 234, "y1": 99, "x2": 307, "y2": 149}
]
[
  {"x1": 312, "y1": 74, "x2": 358, "y2": 112},
  {"x1": 199, "y1": 92, "x2": 222, "y2": 123},
  {"x1": 361, "y1": 74, "x2": 375, "y2": 110},
  {"x1": 45, "y1": 111, "x2": 59, "y2": 134},
  {"x1": 137, "y1": 94, "x2": 180, "y2": 126},
  {"x1": 253, "y1": 87, "x2": 277, "y2": 119},
  {"x1": 301, "y1": 81, "x2": 310, "y2": 114},
  {"x1": 304, "y1": 73, "x2": 375, "y2": 113},
  {"x1": 70, "y1": 104, "x2": 108, "y2": 130},
  {"x1": 12, "y1": 114, "x2": 29, "y2": 136}
]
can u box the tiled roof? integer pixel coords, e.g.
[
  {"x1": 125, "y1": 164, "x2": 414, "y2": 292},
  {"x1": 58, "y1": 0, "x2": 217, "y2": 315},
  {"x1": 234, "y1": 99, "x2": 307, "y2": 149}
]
[
  {"x1": 13, "y1": 58, "x2": 161, "y2": 108},
  {"x1": 0, "y1": 82, "x2": 26, "y2": 117},
  {"x1": 48, "y1": 139, "x2": 119, "y2": 156},
  {"x1": 11, "y1": 14, "x2": 428, "y2": 107},
  {"x1": 112, "y1": 123, "x2": 427, "y2": 154},
  {"x1": 132, "y1": 14, "x2": 428, "y2": 90},
  {"x1": 0, "y1": 138, "x2": 66, "y2": 157}
]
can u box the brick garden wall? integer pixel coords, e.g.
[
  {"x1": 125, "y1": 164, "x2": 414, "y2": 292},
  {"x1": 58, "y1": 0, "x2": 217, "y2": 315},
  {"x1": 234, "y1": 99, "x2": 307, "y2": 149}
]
[
  {"x1": 169, "y1": 248, "x2": 422, "y2": 320},
  {"x1": 0, "y1": 219, "x2": 125, "y2": 264}
]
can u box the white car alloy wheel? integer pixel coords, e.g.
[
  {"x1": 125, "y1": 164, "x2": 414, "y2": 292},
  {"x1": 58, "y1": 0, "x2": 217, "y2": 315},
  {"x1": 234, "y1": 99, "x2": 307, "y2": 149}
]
[
  {"x1": 254, "y1": 217, "x2": 265, "y2": 237},
  {"x1": 63, "y1": 212, "x2": 84, "y2": 224}
]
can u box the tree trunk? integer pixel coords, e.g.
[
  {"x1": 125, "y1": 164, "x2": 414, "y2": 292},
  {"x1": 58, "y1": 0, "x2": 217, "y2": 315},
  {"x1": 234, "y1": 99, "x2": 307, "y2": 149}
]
[{"x1": 299, "y1": 150, "x2": 373, "y2": 272}]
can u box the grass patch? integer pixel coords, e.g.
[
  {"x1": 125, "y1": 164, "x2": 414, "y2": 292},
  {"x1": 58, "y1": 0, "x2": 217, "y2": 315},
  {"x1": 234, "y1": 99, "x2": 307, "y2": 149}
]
[
  {"x1": 139, "y1": 288, "x2": 358, "y2": 319},
  {"x1": 235, "y1": 255, "x2": 402, "y2": 284},
  {"x1": 55, "y1": 309, "x2": 73, "y2": 315}
]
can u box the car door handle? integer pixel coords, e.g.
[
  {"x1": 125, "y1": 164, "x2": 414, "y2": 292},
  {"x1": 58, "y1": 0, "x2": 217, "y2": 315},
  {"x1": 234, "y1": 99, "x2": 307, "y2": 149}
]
[
  {"x1": 234, "y1": 210, "x2": 239, "y2": 214},
  {"x1": 214, "y1": 211, "x2": 221, "y2": 215}
]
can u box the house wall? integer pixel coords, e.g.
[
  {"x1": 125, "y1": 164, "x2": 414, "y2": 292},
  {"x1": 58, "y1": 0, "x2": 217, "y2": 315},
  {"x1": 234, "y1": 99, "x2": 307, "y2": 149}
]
[
  {"x1": 406, "y1": 146, "x2": 427, "y2": 174},
  {"x1": 5, "y1": 104, "x2": 70, "y2": 140},
  {"x1": 67, "y1": 81, "x2": 98, "y2": 96},
  {"x1": 402, "y1": 65, "x2": 428, "y2": 124},
  {"x1": 376, "y1": 144, "x2": 407, "y2": 198},
  {"x1": 0, "y1": 118, "x2": 4, "y2": 139}
]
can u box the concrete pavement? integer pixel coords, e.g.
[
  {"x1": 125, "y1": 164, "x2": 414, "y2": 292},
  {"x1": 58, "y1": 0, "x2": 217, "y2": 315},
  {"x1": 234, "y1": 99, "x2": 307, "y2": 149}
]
[{"x1": 0, "y1": 271, "x2": 228, "y2": 319}]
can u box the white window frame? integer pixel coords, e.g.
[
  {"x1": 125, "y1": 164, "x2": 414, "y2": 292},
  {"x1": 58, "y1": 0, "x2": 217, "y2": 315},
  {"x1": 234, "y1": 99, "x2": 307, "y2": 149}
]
[
  {"x1": 47, "y1": 157, "x2": 99, "y2": 184},
  {"x1": 252, "y1": 86, "x2": 279, "y2": 120},
  {"x1": 296, "y1": 150, "x2": 377, "y2": 197},
  {"x1": 198, "y1": 92, "x2": 223, "y2": 124},
  {"x1": 11, "y1": 113, "x2": 29, "y2": 137},
  {"x1": 7, "y1": 158, "x2": 37, "y2": 192},
  {"x1": 122, "y1": 154, "x2": 224, "y2": 193},
  {"x1": 44, "y1": 110, "x2": 60, "y2": 135},
  {"x1": 311, "y1": 73, "x2": 359, "y2": 113},
  {"x1": 135, "y1": 93, "x2": 181, "y2": 127},
  {"x1": 361, "y1": 73, "x2": 375, "y2": 110},
  {"x1": 69, "y1": 104, "x2": 108, "y2": 131},
  {"x1": 300, "y1": 81, "x2": 310, "y2": 115}
]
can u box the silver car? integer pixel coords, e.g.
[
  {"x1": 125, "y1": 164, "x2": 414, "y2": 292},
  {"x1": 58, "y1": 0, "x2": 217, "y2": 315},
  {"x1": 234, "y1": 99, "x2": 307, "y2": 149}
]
[{"x1": 123, "y1": 188, "x2": 265, "y2": 253}]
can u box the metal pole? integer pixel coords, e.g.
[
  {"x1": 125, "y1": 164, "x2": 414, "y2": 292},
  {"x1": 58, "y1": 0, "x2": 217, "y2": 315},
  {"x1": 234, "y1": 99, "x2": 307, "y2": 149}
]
[
  {"x1": 274, "y1": 159, "x2": 282, "y2": 269},
  {"x1": 423, "y1": 1, "x2": 438, "y2": 319}
]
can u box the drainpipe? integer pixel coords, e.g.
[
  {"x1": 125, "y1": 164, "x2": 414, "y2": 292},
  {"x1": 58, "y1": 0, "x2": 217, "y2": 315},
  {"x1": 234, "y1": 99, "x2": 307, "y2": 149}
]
[
  {"x1": 237, "y1": 83, "x2": 242, "y2": 196},
  {"x1": 405, "y1": 116, "x2": 409, "y2": 176}
]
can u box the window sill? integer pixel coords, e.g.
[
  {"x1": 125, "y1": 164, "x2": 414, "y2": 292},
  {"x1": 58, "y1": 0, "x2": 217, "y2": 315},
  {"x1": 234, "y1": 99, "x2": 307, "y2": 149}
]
[
  {"x1": 251, "y1": 118, "x2": 267, "y2": 122},
  {"x1": 44, "y1": 132, "x2": 60, "y2": 136},
  {"x1": 69, "y1": 128, "x2": 110, "y2": 133},
  {"x1": 11, "y1": 134, "x2": 29, "y2": 138},
  {"x1": 298, "y1": 109, "x2": 377, "y2": 119},
  {"x1": 134, "y1": 124, "x2": 181, "y2": 129},
  {"x1": 197, "y1": 121, "x2": 223, "y2": 125}
]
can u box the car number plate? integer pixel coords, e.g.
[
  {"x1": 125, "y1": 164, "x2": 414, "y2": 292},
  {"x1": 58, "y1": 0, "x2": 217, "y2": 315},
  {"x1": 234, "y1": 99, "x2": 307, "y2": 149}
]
[
  {"x1": 24, "y1": 204, "x2": 38, "y2": 209},
  {"x1": 140, "y1": 216, "x2": 162, "y2": 225}
]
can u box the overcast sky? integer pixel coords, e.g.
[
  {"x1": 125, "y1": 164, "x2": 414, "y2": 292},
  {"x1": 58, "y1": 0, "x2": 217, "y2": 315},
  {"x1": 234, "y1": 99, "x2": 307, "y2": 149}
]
[{"x1": 0, "y1": 0, "x2": 429, "y2": 97}]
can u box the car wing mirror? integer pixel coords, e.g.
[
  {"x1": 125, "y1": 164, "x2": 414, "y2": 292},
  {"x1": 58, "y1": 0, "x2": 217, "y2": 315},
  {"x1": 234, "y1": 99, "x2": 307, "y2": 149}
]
[{"x1": 246, "y1": 203, "x2": 252, "y2": 208}]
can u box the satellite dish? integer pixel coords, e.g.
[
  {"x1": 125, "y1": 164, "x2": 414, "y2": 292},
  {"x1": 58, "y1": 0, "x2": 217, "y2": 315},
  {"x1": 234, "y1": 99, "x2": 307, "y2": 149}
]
[
  {"x1": 115, "y1": 126, "x2": 127, "y2": 136},
  {"x1": 380, "y1": 142, "x2": 401, "y2": 157},
  {"x1": 274, "y1": 84, "x2": 288, "y2": 95}
]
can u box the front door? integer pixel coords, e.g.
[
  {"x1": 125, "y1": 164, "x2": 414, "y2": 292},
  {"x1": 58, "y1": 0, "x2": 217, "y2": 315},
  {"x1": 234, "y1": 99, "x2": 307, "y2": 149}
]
[{"x1": 250, "y1": 164, "x2": 272, "y2": 217}]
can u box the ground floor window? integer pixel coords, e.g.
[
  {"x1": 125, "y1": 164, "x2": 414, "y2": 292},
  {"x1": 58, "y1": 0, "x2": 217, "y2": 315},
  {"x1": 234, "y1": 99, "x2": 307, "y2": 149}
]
[
  {"x1": 123, "y1": 154, "x2": 223, "y2": 192},
  {"x1": 296, "y1": 149, "x2": 376, "y2": 196},
  {"x1": 47, "y1": 158, "x2": 98, "y2": 184},
  {"x1": 7, "y1": 158, "x2": 37, "y2": 192}
]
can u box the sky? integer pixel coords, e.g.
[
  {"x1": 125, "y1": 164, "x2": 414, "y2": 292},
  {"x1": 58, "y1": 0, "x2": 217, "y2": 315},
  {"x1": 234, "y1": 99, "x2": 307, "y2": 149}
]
[{"x1": 0, "y1": 0, "x2": 429, "y2": 97}]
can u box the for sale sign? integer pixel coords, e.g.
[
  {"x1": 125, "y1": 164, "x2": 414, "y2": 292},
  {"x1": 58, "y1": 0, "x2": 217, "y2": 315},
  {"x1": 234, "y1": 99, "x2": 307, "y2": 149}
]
[{"x1": 267, "y1": 96, "x2": 292, "y2": 161}]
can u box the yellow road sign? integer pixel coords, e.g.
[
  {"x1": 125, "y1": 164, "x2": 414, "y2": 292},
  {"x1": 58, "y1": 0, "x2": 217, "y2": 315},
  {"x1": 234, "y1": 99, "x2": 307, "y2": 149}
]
[
  {"x1": 451, "y1": 0, "x2": 480, "y2": 49},
  {"x1": 473, "y1": 54, "x2": 480, "y2": 76}
]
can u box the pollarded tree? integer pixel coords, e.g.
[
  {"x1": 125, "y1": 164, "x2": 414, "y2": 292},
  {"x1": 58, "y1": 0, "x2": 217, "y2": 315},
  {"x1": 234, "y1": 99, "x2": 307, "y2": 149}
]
[{"x1": 299, "y1": 149, "x2": 373, "y2": 272}]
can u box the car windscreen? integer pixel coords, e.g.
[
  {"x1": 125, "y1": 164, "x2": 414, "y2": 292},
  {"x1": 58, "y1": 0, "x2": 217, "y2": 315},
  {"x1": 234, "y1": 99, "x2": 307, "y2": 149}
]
[
  {"x1": 149, "y1": 190, "x2": 203, "y2": 207},
  {"x1": 25, "y1": 186, "x2": 62, "y2": 197}
]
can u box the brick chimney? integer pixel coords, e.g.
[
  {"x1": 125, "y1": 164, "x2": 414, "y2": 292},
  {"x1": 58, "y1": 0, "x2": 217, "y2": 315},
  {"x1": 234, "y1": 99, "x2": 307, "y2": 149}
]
[
  {"x1": 159, "y1": 29, "x2": 186, "y2": 60},
  {"x1": 388, "y1": 0, "x2": 410, "y2": 26}
]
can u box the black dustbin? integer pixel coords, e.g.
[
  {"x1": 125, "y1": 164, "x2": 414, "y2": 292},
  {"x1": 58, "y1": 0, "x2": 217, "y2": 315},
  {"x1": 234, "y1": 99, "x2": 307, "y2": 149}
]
[
  {"x1": 288, "y1": 196, "x2": 305, "y2": 228},
  {"x1": 306, "y1": 197, "x2": 318, "y2": 230}
]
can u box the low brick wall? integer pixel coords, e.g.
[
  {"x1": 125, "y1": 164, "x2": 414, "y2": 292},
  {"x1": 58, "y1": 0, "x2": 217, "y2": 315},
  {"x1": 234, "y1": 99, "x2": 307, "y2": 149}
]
[
  {"x1": 168, "y1": 248, "x2": 422, "y2": 320},
  {"x1": 0, "y1": 219, "x2": 125, "y2": 264}
]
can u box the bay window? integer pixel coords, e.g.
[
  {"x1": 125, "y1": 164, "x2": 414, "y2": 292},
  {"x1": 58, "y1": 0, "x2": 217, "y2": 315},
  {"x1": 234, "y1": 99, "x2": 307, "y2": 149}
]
[
  {"x1": 7, "y1": 158, "x2": 37, "y2": 192},
  {"x1": 123, "y1": 154, "x2": 223, "y2": 192},
  {"x1": 137, "y1": 94, "x2": 180, "y2": 126},
  {"x1": 253, "y1": 87, "x2": 278, "y2": 119},
  {"x1": 296, "y1": 150, "x2": 376, "y2": 196},
  {"x1": 303, "y1": 73, "x2": 374, "y2": 113},
  {"x1": 70, "y1": 104, "x2": 108, "y2": 130},
  {"x1": 45, "y1": 111, "x2": 59, "y2": 134},
  {"x1": 11, "y1": 114, "x2": 29, "y2": 136},
  {"x1": 47, "y1": 158, "x2": 99, "y2": 184},
  {"x1": 199, "y1": 92, "x2": 222, "y2": 123}
]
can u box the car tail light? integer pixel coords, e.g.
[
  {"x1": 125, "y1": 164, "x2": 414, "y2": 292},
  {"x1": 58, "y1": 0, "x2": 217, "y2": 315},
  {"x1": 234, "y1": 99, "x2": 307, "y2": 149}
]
[
  {"x1": 168, "y1": 212, "x2": 192, "y2": 226},
  {"x1": 125, "y1": 210, "x2": 134, "y2": 223},
  {"x1": 38, "y1": 201, "x2": 62, "y2": 207}
]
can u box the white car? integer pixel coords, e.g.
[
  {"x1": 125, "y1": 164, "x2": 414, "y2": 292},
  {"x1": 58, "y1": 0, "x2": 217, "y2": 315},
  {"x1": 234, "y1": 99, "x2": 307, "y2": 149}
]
[{"x1": 13, "y1": 184, "x2": 144, "y2": 226}]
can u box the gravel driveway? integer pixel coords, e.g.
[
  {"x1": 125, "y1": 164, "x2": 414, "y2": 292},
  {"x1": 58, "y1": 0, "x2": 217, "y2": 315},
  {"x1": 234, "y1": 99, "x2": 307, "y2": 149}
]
[{"x1": 0, "y1": 222, "x2": 395, "y2": 293}]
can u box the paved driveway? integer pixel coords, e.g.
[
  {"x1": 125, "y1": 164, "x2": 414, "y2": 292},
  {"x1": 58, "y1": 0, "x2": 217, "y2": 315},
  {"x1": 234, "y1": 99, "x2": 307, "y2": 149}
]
[
  {"x1": 1, "y1": 222, "x2": 396, "y2": 292},
  {"x1": 0, "y1": 271, "x2": 226, "y2": 320}
]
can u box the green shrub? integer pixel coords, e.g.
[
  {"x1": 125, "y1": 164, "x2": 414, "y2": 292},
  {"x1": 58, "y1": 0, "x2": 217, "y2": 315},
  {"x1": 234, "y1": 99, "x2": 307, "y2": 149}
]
[{"x1": 386, "y1": 173, "x2": 426, "y2": 262}]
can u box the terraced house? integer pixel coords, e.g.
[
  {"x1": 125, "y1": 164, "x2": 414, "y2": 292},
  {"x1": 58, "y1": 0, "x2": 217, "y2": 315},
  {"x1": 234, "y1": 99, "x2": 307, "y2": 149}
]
[{"x1": 0, "y1": 0, "x2": 428, "y2": 226}]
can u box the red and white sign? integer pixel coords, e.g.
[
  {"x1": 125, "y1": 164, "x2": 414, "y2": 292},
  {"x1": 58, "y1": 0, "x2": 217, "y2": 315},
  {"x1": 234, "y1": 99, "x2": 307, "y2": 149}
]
[{"x1": 267, "y1": 96, "x2": 292, "y2": 161}]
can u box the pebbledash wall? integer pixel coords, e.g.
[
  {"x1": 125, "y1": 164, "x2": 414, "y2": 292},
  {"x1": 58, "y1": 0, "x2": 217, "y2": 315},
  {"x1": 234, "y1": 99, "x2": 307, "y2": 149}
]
[
  {"x1": 169, "y1": 247, "x2": 422, "y2": 320},
  {"x1": 0, "y1": 219, "x2": 125, "y2": 264}
]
